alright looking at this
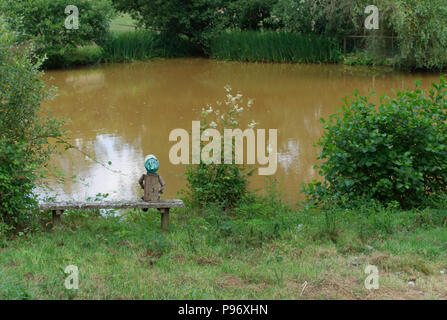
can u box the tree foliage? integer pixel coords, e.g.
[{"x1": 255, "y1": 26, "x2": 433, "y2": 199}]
[
  {"x1": 390, "y1": 0, "x2": 447, "y2": 70},
  {"x1": 271, "y1": 0, "x2": 358, "y2": 37},
  {"x1": 0, "y1": 21, "x2": 63, "y2": 234},
  {"x1": 111, "y1": 0, "x2": 226, "y2": 49},
  {"x1": 0, "y1": 0, "x2": 115, "y2": 67}
]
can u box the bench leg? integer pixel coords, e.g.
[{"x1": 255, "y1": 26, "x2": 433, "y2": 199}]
[
  {"x1": 52, "y1": 210, "x2": 63, "y2": 227},
  {"x1": 160, "y1": 208, "x2": 169, "y2": 230}
]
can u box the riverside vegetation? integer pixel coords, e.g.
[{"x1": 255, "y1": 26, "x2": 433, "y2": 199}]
[
  {"x1": 1, "y1": 22, "x2": 447, "y2": 297},
  {"x1": 1, "y1": 0, "x2": 447, "y2": 70},
  {"x1": 1, "y1": 1, "x2": 447, "y2": 300}
]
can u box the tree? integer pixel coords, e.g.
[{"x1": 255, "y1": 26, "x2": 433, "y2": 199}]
[
  {"x1": 224, "y1": 0, "x2": 278, "y2": 30},
  {"x1": 112, "y1": 0, "x2": 227, "y2": 49},
  {"x1": 391, "y1": 0, "x2": 447, "y2": 70},
  {"x1": 0, "y1": 21, "x2": 64, "y2": 235},
  {"x1": 272, "y1": 0, "x2": 358, "y2": 37},
  {"x1": 0, "y1": 0, "x2": 115, "y2": 67}
]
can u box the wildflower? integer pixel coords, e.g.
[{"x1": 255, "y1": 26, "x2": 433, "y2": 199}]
[
  {"x1": 205, "y1": 105, "x2": 213, "y2": 113},
  {"x1": 234, "y1": 105, "x2": 244, "y2": 113},
  {"x1": 248, "y1": 120, "x2": 258, "y2": 129}
]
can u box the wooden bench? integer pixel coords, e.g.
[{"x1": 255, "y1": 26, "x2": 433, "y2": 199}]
[
  {"x1": 39, "y1": 199, "x2": 184, "y2": 230},
  {"x1": 39, "y1": 175, "x2": 184, "y2": 230}
]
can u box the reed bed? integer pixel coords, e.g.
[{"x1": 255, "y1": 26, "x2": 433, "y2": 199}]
[
  {"x1": 209, "y1": 31, "x2": 342, "y2": 64},
  {"x1": 102, "y1": 31, "x2": 197, "y2": 62}
]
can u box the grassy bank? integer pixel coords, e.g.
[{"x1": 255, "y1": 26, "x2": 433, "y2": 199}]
[
  {"x1": 1, "y1": 195, "x2": 446, "y2": 299},
  {"x1": 209, "y1": 31, "x2": 342, "y2": 64},
  {"x1": 47, "y1": 31, "x2": 198, "y2": 67},
  {"x1": 47, "y1": 15, "x2": 346, "y2": 68},
  {"x1": 41, "y1": 14, "x2": 390, "y2": 69}
]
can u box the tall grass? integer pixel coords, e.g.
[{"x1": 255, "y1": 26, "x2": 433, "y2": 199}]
[
  {"x1": 102, "y1": 31, "x2": 198, "y2": 63},
  {"x1": 210, "y1": 31, "x2": 342, "y2": 64},
  {"x1": 2, "y1": 196, "x2": 447, "y2": 299}
]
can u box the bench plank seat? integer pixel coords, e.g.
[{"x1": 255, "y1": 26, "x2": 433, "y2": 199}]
[
  {"x1": 38, "y1": 199, "x2": 184, "y2": 230},
  {"x1": 38, "y1": 200, "x2": 184, "y2": 211}
]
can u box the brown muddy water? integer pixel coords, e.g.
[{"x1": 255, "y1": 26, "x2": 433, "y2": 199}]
[{"x1": 41, "y1": 58, "x2": 443, "y2": 204}]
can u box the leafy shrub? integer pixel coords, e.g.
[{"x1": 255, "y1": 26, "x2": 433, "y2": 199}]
[
  {"x1": 184, "y1": 86, "x2": 256, "y2": 210},
  {"x1": 303, "y1": 78, "x2": 447, "y2": 208},
  {"x1": 0, "y1": 0, "x2": 115, "y2": 68},
  {"x1": 344, "y1": 51, "x2": 391, "y2": 67},
  {"x1": 0, "y1": 21, "x2": 63, "y2": 234}
]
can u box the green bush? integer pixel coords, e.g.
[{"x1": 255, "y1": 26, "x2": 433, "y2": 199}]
[
  {"x1": 0, "y1": 22, "x2": 63, "y2": 235},
  {"x1": 0, "y1": 0, "x2": 115, "y2": 68},
  {"x1": 303, "y1": 78, "x2": 447, "y2": 208}
]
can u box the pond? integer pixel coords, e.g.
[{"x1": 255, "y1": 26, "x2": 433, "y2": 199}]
[{"x1": 42, "y1": 58, "x2": 442, "y2": 204}]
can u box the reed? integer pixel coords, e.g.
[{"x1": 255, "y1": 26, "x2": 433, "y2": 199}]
[
  {"x1": 209, "y1": 31, "x2": 342, "y2": 64},
  {"x1": 102, "y1": 31, "x2": 197, "y2": 62}
]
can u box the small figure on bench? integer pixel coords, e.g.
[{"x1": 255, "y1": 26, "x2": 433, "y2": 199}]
[{"x1": 139, "y1": 154, "x2": 166, "y2": 212}]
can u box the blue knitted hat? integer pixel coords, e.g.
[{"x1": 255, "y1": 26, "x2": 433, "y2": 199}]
[{"x1": 144, "y1": 154, "x2": 159, "y2": 174}]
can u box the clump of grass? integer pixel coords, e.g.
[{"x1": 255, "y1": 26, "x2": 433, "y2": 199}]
[
  {"x1": 209, "y1": 31, "x2": 342, "y2": 64},
  {"x1": 344, "y1": 51, "x2": 392, "y2": 67},
  {"x1": 102, "y1": 31, "x2": 199, "y2": 63},
  {"x1": 102, "y1": 30, "x2": 158, "y2": 62}
]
